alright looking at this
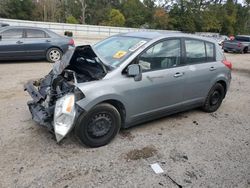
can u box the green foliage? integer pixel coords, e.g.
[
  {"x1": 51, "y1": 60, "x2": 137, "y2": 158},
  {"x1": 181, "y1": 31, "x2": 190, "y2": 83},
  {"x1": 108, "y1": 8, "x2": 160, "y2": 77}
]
[
  {"x1": 201, "y1": 8, "x2": 221, "y2": 32},
  {"x1": 152, "y1": 8, "x2": 170, "y2": 29},
  {"x1": 221, "y1": 0, "x2": 237, "y2": 35},
  {"x1": 66, "y1": 15, "x2": 79, "y2": 24},
  {"x1": 4, "y1": 0, "x2": 35, "y2": 20},
  {"x1": 0, "y1": 0, "x2": 249, "y2": 35},
  {"x1": 0, "y1": 0, "x2": 8, "y2": 17},
  {"x1": 103, "y1": 9, "x2": 125, "y2": 27},
  {"x1": 121, "y1": 0, "x2": 148, "y2": 27}
]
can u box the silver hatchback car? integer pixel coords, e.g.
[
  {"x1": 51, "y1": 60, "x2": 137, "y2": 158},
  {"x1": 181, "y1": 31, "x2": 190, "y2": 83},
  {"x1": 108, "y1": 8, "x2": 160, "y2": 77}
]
[{"x1": 25, "y1": 32, "x2": 232, "y2": 147}]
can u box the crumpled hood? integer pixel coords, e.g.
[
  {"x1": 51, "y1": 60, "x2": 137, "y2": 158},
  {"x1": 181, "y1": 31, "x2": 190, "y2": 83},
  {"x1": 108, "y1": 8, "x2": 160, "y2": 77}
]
[{"x1": 53, "y1": 45, "x2": 107, "y2": 77}]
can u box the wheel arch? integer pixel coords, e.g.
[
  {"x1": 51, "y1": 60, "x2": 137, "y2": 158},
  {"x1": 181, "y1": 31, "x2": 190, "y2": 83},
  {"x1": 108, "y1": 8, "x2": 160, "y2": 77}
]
[
  {"x1": 216, "y1": 80, "x2": 227, "y2": 97},
  {"x1": 46, "y1": 46, "x2": 63, "y2": 53},
  {"x1": 76, "y1": 92, "x2": 128, "y2": 127}
]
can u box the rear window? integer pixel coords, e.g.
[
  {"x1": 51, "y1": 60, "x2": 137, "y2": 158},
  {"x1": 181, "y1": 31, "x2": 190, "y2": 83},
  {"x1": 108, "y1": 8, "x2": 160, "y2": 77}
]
[
  {"x1": 235, "y1": 36, "x2": 250, "y2": 42},
  {"x1": 26, "y1": 29, "x2": 47, "y2": 38},
  {"x1": 185, "y1": 39, "x2": 215, "y2": 64},
  {"x1": 1, "y1": 29, "x2": 23, "y2": 39}
]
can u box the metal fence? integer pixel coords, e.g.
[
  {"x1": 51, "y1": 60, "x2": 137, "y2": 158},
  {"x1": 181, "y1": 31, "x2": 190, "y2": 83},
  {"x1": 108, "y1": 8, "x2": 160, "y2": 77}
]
[
  {"x1": 0, "y1": 18, "x2": 180, "y2": 38},
  {"x1": 0, "y1": 18, "x2": 220, "y2": 39}
]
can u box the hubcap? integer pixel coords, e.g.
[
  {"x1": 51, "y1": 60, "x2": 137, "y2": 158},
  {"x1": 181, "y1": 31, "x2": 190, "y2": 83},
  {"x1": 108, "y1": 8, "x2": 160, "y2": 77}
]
[
  {"x1": 87, "y1": 113, "x2": 112, "y2": 138},
  {"x1": 210, "y1": 90, "x2": 220, "y2": 105},
  {"x1": 49, "y1": 50, "x2": 61, "y2": 61}
]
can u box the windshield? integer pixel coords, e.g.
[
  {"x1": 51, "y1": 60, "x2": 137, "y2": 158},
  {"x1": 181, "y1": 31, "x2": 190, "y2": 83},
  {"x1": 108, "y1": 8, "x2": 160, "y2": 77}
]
[{"x1": 93, "y1": 36, "x2": 149, "y2": 67}]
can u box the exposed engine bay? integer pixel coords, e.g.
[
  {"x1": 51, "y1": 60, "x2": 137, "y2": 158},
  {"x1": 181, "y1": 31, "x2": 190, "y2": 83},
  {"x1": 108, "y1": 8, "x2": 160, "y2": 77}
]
[{"x1": 24, "y1": 45, "x2": 108, "y2": 141}]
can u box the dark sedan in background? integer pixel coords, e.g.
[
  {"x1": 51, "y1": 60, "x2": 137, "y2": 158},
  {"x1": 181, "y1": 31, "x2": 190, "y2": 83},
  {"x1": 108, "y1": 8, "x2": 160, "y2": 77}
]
[{"x1": 0, "y1": 26, "x2": 74, "y2": 62}]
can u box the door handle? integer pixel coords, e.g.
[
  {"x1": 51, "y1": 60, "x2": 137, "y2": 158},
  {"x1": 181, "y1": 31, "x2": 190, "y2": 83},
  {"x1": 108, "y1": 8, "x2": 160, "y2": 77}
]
[
  {"x1": 174, "y1": 72, "x2": 184, "y2": 78},
  {"x1": 46, "y1": 40, "x2": 51, "y2": 42},
  {"x1": 209, "y1": 66, "x2": 216, "y2": 71},
  {"x1": 16, "y1": 41, "x2": 23, "y2": 44}
]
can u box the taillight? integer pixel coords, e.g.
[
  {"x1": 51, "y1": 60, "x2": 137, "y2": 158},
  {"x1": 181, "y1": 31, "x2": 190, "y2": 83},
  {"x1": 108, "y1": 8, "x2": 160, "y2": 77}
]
[
  {"x1": 222, "y1": 60, "x2": 232, "y2": 70},
  {"x1": 68, "y1": 38, "x2": 75, "y2": 46},
  {"x1": 238, "y1": 42, "x2": 242, "y2": 47}
]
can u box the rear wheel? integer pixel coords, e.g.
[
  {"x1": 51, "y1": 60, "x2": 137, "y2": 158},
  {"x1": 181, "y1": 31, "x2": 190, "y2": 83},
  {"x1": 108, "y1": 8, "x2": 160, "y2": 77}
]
[
  {"x1": 243, "y1": 47, "x2": 248, "y2": 54},
  {"x1": 202, "y1": 83, "x2": 225, "y2": 112},
  {"x1": 74, "y1": 103, "x2": 121, "y2": 147},
  {"x1": 46, "y1": 47, "x2": 62, "y2": 62}
]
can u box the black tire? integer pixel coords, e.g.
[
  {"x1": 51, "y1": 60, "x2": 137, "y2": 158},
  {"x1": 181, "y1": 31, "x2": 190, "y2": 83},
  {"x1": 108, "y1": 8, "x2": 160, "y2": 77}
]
[
  {"x1": 224, "y1": 49, "x2": 228, "y2": 53},
  {"x1": 74, "y1": 103, "x2": 121, "y2": 147},
  {"x1": 202, "y1": 83, "x2": 225, "y2": 113},
  {"x1": 243, "y1": 47, "x2": 248, "y2": 54},
  {"x1": 46, "y1": 47, "x2": 62, "y2": 63}
]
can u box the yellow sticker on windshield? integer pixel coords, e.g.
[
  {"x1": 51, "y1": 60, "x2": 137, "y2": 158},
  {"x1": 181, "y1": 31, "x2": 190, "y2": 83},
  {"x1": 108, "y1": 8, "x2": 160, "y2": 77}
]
[{"x1": 113, "y1": 51, "x2": 127, "y2": 59}]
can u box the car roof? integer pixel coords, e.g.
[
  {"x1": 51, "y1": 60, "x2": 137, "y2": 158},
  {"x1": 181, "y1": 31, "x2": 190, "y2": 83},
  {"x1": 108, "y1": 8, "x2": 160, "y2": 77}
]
[
  {"x1": 0, "y1": 26, "x2": 49, "y2": 31},
  {"x1": 118, "y1": 31, "x2": 217, "y2": 43},
  {"x1": 0, "y1": 26, "x2": 61, "y2": 37}
]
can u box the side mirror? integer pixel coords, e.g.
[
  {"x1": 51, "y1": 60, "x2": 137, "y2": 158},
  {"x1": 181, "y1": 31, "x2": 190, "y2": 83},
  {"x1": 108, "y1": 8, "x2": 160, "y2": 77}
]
[{"x1": 127, "y1": 64, "x2": 142, "y2": 81}]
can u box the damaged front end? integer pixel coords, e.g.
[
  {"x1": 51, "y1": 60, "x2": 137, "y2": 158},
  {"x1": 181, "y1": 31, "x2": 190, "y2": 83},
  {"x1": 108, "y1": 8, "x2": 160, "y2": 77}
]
[{"x1": 24, "y1": 45, "x2": 107, "y2": 142}]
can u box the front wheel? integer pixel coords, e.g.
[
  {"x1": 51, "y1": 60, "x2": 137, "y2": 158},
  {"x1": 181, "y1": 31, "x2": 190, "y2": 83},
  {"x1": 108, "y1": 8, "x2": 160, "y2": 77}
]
[
  {"x1": 46, "y1": 48, "x2": 62, "y2": 62},
  {"x1": 74, "y1": 103, "x2": 121, "y2": 147},
  {"x1": 202, "y1": 83, "x2": 225, "y2": 112}
]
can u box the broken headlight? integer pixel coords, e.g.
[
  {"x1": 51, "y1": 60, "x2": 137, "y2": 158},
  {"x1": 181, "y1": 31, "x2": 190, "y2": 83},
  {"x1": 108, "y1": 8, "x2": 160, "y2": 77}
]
[{"x1": 54, "y1": 94, "x2": 76, "y2": 142}]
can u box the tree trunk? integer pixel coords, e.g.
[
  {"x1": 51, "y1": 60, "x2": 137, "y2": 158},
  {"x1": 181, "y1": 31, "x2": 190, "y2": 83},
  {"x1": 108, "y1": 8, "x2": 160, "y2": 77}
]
[{"x1": 79, "y1": 0, "x2": 87, "y2": 24}]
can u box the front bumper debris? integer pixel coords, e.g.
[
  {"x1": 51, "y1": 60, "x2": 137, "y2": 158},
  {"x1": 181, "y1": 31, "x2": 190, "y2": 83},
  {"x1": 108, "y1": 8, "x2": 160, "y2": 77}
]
[
  {"x1": 24, "y1": 81, "x2": 44, "y2": 103},
  {"x1": 27, "y1": 101, "x2": 53, "y2": 130},
  {"x1": 24, "y1": 81, "x2": 54, "y2": 130},
  {"x1": 24, "y1": 79, "x2": 79, "y2": 142}
]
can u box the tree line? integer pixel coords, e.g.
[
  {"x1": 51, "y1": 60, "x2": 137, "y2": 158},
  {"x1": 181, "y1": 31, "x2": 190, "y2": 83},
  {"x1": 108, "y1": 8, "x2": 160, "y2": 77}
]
[{"x1": 0, "y1": 0, "x2": 249, "y2": 35}]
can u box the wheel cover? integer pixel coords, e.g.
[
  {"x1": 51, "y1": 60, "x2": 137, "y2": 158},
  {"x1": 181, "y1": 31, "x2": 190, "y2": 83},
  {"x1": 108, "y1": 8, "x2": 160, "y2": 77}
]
[
  {"x1": 210, "y1": 90, "x2": 221, "y2": 106},
  {"x1": 49, "y1": 50, "x2": 61, "y2": 61},
  {"x1": 87, "y1": 113, "x2": 113, "y2": 138}
]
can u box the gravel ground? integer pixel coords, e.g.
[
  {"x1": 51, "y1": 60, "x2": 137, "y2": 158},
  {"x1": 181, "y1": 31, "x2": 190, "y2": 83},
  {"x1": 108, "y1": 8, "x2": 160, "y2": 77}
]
[{"x1": 0, "y1": 44, "x2": 249, "y2": 187}]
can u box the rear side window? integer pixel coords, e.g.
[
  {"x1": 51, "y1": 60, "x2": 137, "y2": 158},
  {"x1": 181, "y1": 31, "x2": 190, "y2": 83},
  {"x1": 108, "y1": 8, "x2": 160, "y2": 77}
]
[
  {"x1": 206, "y1": 42, "x2": 215, "y2": 61},
  {"x1": 185, "y1": 39, "x2": 215, "y2": 64},
  {"x1": 26, "y1": 29, "x2": 47, "y2": 38},
  {"x1": 185, "y1": 40, "x2": 206, "y2": 63},
  {"x1": 1, "y1": 29, "x2": 23, "y2": 39}
]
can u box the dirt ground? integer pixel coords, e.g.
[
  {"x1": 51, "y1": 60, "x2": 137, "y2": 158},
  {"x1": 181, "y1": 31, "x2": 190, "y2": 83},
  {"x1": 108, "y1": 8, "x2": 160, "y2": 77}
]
[{"x1": 0, "y1": 42, "x2": 249, "y2": 187}]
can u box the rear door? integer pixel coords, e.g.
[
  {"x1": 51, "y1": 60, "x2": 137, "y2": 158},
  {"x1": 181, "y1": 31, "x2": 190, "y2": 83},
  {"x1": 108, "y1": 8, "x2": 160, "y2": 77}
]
[
  {"x1": 0, "y1": 28, "x2": 25, "y2": 60},
  {"x1": 182, "y1": 38, "x2": 218, "y2": 104},
  {"x1": 22, "y1": 29, "x2": 52, "y2": 58}
]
